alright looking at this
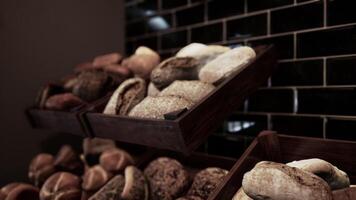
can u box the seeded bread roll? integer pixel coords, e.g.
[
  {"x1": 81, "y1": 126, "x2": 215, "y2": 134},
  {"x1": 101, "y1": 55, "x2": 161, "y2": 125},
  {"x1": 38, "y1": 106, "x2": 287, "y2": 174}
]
[
  {"x1": 176, "y1": 43, "x2": 230, "y2": 67},
  {"x1": 232, "y1": 188, "x2": 253, "y2": 200},
  {"x1": 121, "y1": 166, "x2": 148, "y2": 200},
  {"x1": 88, "y1": 175, "x2": 125, "y2": 200},
  {"x1": 144, "y1": 157, "x2": 190, "y2": 200},
  {"x1": 103, "y1": 78, "x2": 146, "y2": 115},
  {"x1": 128, "y1": 96, "x2": 193, "y2": 119},
  {"x1": 287, "y1": 158, "x2": 350, "y2": 190},
  {"x1": 159, "y1": 80, "x2": 215, "y2": 103},
  {"x1": 187, "y1": 167, "x2": 228, "y2": 199},
  {"x1": 199, "y1": 46, "x2": 256, "y2": 84},
  {"x1": 332, "y1": 185, "x2": 356, "y2": 200},
  {"x1": 242, "y1": 161, "x2": 333, "y2": 200},
  {"x1": 45, "y1": 93, "x2": 85, "y2": 111},
  {"x1": 150, "y1": 57, "x2": 200, "y2": 90}
]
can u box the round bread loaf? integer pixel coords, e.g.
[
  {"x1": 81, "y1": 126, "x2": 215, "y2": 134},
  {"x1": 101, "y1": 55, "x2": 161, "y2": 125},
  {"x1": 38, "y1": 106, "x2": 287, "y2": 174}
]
[
  {"x1": 144, "y1": 157, "x2": 190, "y2": 200},
  {"x1": 187, "y1": 167, "x2": 228, "y2": 199},
  {"x1": 287, "y1": 158, "x2": 350, "y2": 190},
  {"x1": 88, "y1": 175, "x2": 125, "y2": 200},
  {"x1": 176, "y1": 195, "x2": 203, "y2": 200},
  {"x1": 232, "y1": 188, "x2": 253, "y2": 200},
  {"x1": 199, "y1": 46, "x2": 256, "y2": 84},
  {"x1": 128, "y1": 96, "x2": 193, "y2": 119},
  {"x1": 242, "y1": 161, "x2": 333, "y2": 200}
]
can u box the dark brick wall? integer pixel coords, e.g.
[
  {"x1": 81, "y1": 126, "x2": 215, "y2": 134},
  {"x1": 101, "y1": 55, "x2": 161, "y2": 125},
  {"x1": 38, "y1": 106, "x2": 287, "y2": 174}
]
[{"x1": 125, "y1": 0, "x2": 356, "y2": 156}]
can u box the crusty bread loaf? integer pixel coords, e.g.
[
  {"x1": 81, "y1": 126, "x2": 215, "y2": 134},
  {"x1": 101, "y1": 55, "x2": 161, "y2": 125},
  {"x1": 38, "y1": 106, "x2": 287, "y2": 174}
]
[
  {"x1": 176, "y1": 43, "x2": 230, "y2": 67},
  {"x1": 232, "y1": 188, "x2": 253, "y2": 200},
  {"x1": 242, "y1": 161, "x2": 333, "y2": 200},
  {"x1": 103, "y1": 78, "x2": 146, "y2": 115},
  {"x1": 159, "y1": 80, "x2": 215, "y2": 103},
  {"x1": 332, "y1": 185, "x2": 356, "y2": 200},
  {"x1": 199, "y1": 46, "x2": 256, "y2": 84},
  {"x1": 287, "y1": 158, "x2": 350, "y2": 190},
  {"x1": 128, "y1": 96, "x2": 193, "y2": 119},
  {"x1": 150, "y1": 57, "x2": 199, "y2": 90}
]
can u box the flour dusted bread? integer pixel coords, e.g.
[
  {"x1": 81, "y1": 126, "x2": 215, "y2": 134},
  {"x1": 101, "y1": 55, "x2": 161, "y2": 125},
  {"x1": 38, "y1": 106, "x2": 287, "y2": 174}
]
[
  {"x1": 159, "y1": 80, "x2": 215, "y2": 103},
  {"x1": 199, "y1": 46, "x2": 256, "y2": 84},
  {"x1": 103, "y1": 78, "x2": 146, "y2": 115},
  {"x1": 128, "y1": 96, "x2": 193, "y2": 119},
  {"x1": 287, "y1": 158, "x2": 350, "y2": 190},
  {"x1": 242, "y1": 161, "x2": 333, "y2": 200},
  {"x1": 176, "y1": 43, "x2": 230, "y2": 67}
]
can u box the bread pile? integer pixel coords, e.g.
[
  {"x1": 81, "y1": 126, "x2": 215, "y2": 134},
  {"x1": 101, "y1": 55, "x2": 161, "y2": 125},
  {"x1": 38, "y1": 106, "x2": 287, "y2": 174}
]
[
  {"x1": 233, "y1": 158, "x2": 355, "y2": 200},
  {"x1": 0, "y1": 139, "x2": 228, "y2": 200},
  {"x1": 35, "y1": 46, "x2": 160, "y2": 111},
  {"x1": 103, "y1": 43, "x2": 256, "y2": 119}
]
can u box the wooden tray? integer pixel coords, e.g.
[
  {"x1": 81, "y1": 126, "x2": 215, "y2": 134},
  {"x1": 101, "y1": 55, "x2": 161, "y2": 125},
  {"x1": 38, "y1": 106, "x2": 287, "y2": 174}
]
[
  {"x1": 135, "y1": 150, "x2": 237, "y2": 200},
  {"x1": 83, "y1": 45, "x2": 278, "y2": 153},
  {"x1": 26, "y1": 104, "x2": 89, "y2": 137},
  {"x1": 211, "y1": 131, "x2": 356, "y2": 199}
]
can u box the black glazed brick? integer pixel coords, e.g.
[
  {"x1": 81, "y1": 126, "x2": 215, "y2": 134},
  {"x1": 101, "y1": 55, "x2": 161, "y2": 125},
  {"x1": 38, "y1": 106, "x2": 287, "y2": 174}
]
[
  {"x1": 208, "y1": 0, "x2": 245, "y2": 20},
  {"x1": 161, "y1": 0, "x2": 187, "y2": 10},
  {"x1": 271, "y1": 2, "x2": 323, "y2": 34},
  {"x1": 272, "y1": 60, "x2": 324, "y2": 86},
  {"x1": 298, "y1": 88, "x2": 356, "y2": 115},
  {"x1": 272, "y1": 116, "x2": 324, "y2": 138},
  {"x1": 248, "y1": 89, "x2": 294, "y2": 113},
  {"x1": 227, "y1": 14, "x2": 267, "y2": 40},
  {"x1": 225, "y1": 114, "x2": 268, "y2": 137},
  {"x1": 134, "y1": 36, "x2": 158, "y2": 50},
  {"x1": 126, "y1": 20, "x2": 146, "y2": 37},
  {"x1": 126, "y1": 41, "x2": 135, "y2": 55},
  {"x1": 176, "y1": 4, "x2": 204, "y2": 27},
  {"x1": 328, "y1": 0, "x2": 356, "y2": 26},
  {"x1": 191, "y1": 23, "x2": 223, "y2": 44},
  {"x1": 248, "y1": 0, "x2": 293, "y2": 12},
  {"x1": 248, "y1": 34, "x2": 294, "y2": 59},
  {"x1": 205, "y1": 135, "x2": 251, "y2": 158},
  {"x1": 137, "y1": 0, "x2": 158, "y2": 12},
  {"x1": 297, "y1": 25, "x2": 356, "y2": 58},
  {"x1": 159, "y1": 51, "x2": 174, "y2": 60},
  {"x1": 161, "y1": 30, "x2": 188, "y2": 49},
  {"x1": 326, "y1": 119, "x2": 356, "y2": 141},
  {"x1": 147, "y1": 14, "x2": 173, "y2": 33},
  {"x1": 327, "y1": 56, "x2": 356, "y2": 85}
]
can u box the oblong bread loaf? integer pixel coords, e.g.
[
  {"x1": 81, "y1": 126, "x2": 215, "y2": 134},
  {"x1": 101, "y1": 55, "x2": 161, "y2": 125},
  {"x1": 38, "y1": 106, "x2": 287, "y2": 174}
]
[{"x1": 242, "y1": 161, "x2": 333, "y2": 200}]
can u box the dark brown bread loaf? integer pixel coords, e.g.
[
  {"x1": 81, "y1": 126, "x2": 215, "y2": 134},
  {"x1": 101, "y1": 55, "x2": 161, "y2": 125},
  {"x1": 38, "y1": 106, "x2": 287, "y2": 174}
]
[
  {"x1": 40, "y1": 172, "x2": 81, "y2": 200},
  {"x1": 28, "y1": 154, "x2": 56, "y2": 187},
  {"x1": 0, "y1": 183, "x2": 39, "y2": 200}
]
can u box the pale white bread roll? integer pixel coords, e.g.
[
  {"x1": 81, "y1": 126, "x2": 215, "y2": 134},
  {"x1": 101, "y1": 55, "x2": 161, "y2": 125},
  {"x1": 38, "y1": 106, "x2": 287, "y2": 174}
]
[
  {"x1": 135, "y1": 46, "x2": 160, "y2": 60},
  {"x1": 232, "y1": 188, "x2": 253, "y2": 200},
  {"x1": 128, "y1": 96, "x2": 193, "y2": 119},
  {"x1": 158, "y1": 80, "x2": 215, "y2": 103},
  {"x1": 176, "y1": 43, "x2": 230, "y2": 67},
  {"x1": 287, "y1": 158, "x2": 350, "y2": 190},
  {"x1": 242, "y1": 161, "x2": 333, "y2": 200},
  {"x1": 199, "y1": 46, "x2": 256, "y2": 84},
  {"x1": 332, "y1": 185, "x2": 356, "y2": 200}
]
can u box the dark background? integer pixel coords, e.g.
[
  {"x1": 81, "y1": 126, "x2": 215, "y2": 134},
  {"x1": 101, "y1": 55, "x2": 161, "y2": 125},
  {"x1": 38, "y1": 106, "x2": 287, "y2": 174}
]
[
  {"x1": 0, "y1": 0, "x2": 124, "y2": 184},
  {"x1": 125, "y1": 0, "x2": 356, "y2": 154}
]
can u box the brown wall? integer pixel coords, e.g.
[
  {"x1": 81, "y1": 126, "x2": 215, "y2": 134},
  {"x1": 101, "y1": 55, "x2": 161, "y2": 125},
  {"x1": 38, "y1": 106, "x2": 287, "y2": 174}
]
[{"x1": 0, "y1": 0, "x2": 124, "y2": 184}]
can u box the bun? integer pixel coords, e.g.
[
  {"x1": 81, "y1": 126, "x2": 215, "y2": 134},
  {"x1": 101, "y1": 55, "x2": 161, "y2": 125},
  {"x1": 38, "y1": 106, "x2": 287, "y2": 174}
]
[{"x1": 199, "y1": 46, "x2": 256, "y2": 84}]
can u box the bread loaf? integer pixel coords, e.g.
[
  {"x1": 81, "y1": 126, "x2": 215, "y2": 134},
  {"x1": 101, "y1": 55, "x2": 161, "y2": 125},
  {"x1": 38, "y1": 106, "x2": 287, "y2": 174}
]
[
  {"x1": 159, "y1": 80, "x2": 215, "y2": 103},
  {"x1": 332, "y1": 185, "x2": 356, "y2": 200},
  {"x1": 242, "y1": 161, "x2": 333, "y2": 200},
  {"x1": 232, "y1": 188, "x2": 253, "y2": 200},
  {"x1": 287, "y1": 158, "x2": 350, "y2": 190},
  {"x1": 199, "y1": 46, "x2": 256, "y2": 84},
  {"x1": 128, "y1": 96, "x2": 193, "y2": 119}
]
